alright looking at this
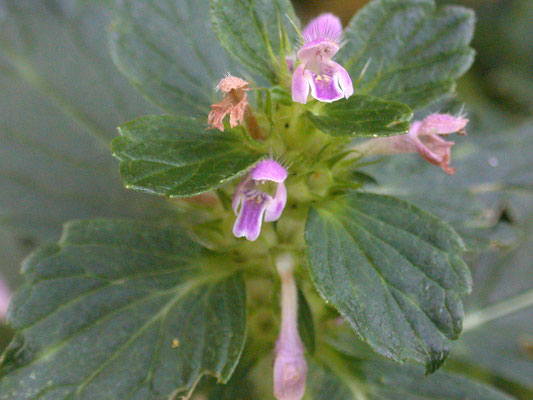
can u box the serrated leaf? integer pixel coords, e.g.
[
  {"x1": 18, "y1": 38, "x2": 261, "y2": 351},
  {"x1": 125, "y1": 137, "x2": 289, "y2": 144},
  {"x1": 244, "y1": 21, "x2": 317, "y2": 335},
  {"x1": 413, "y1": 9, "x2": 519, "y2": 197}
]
[
  {"x1": 305, "y1": 95, "x2": 412, "y2": 137},
  {"x1": 338, "y1": 0, "x2": 475, "y2": 110},
  {"x1": 0, "y1": 219, "x2": 246, "y2": 400},
  {"x1": 109, "y1": 0, "x2": 238, "y2": 116},
  {"x1": 305, "y1": 192, "x2": 471, "y2": 372},
  {"x1": 112, "y1": 115, "x2": 262, "y2": 197},
  {"x1": 210, "y1": 0, "x2": 300, "y2": 82}
]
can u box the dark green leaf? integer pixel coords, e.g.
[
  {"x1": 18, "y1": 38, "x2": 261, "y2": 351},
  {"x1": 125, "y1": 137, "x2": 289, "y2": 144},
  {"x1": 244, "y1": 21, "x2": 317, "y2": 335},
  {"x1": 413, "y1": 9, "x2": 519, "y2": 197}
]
[
  {"x1": 338, "y1": 0, "x2": 475, "y2": 110},
  {"x1": 305, "y1": 192, "x2": 471, "y2": 372},
  {"x1": 210, "y1": 0, "x2": 299, "y2": 82},
  {"x1": 305, "y1": 95, "x2": 412, "y2": 137},
  {"x1": 112, "y1": 115, "x2": 262, "y2": 197},
  {"x1": 109, "y1": 0, "x2": 238, "y2": 116},
  {"x1": 0, "y1": 219, "x2": 246, "y2": 400},
  {"x1": 350, "y1": 170, "x2": 378, "y2": 186}
]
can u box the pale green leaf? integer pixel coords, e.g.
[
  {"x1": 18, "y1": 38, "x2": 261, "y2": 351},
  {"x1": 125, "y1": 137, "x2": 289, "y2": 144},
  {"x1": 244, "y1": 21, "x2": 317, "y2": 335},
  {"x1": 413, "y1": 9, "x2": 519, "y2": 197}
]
[
  {"x1": 0, "y1": 0, "x2": 160, "y2": 280},
  {"x1": 109, "y1": 0, "x2": 238, "y2": 116},
  {"x1": 307, "y1": 359, "x2": 513, "y2": 400},
  {"x1": 358, "y1": 360, "x2": 514, "y2": 400},
  {"x1": 453, "y1": 223, "x2": 533, "y2": 392}
]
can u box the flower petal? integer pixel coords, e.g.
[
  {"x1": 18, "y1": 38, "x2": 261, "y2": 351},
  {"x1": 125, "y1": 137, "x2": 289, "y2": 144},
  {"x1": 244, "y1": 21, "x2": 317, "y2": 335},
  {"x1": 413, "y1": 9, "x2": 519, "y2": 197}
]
[
  {"x1": 273, "y1": 351, "x2": 307, "y2": 400},
  {"x1": 0, "y1": 275, "x2": 10, "y2": 319},
  {"x1": 274, "y1": 259, "x2": 307, "y2": 400},
  {"x1": 308, "y1": 71, "x2": 344, "y2": 103},
  {"x1": 297, "y1": 40, "x2": 340, "y2": 63},
  {"x1": 208, "y1": 75, "x2": 250, "y2": 131},
  {"x1": 333, "y1": 61, "x2": 354, "y2": 98},
  {"x1": 302, "y1": 13, "x2": 343, "y2": 44},
  {"x1": 232, "y1": 177, "x2": 252, "y2": 214},
  {"x1": 216, "y1": 75, "x2": 249, "y2": 93},
  {"x1": 419, "y1": 113, "x2": 469, "y2": 136},
  {"x1": 292, "y1": 64, "x2": 311, "y2": 104},
  {"x1": 286, "y1": 56, "x2": 296, "y2": 74},
  {"x1": 250, "y1": 159, "x2": 288, "y2": 183},
  {"x1": 232, "y1": 194, "x2": 270, "y2": 241},
  {"x1": 265, "y1": 182, "x2": 287, "y2": 222}
]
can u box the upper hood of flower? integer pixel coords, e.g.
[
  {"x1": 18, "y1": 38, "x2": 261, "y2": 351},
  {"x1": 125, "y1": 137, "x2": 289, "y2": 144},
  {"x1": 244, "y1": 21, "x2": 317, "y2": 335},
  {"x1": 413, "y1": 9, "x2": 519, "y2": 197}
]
[{"x1": 250, "y1": 159, "x2": 288, "y2": 183}]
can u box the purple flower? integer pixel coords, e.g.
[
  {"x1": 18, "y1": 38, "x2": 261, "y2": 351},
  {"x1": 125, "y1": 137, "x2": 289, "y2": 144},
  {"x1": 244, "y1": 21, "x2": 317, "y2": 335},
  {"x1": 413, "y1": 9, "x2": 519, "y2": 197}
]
[
  {"x1": 292, "y1": 14, "x2": 353, "y2": 104},
  {"x1": 232, "y1": 159, "x2": 288, "y2": 241},
  {"x1": 354, "y1": 113, "x2": 469, "y2": 175},
  {"x1": 0, "y1": 274, "x2": 11, "y2": 320},
  {"x1": 273, "y1": 253, "x2": 307, "y2": 400}
]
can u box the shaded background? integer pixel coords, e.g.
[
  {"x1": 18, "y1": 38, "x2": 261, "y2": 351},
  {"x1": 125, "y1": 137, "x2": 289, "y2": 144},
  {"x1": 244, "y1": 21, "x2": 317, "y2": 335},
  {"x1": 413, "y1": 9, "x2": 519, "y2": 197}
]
[{"x1": 0, "y1": 0, "x2": 531, "y2": 398}]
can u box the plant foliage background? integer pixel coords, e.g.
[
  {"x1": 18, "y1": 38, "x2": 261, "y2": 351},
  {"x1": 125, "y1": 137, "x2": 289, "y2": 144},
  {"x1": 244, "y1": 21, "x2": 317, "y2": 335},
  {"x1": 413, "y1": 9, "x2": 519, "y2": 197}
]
[{"x1": 0, "y1": 0, "x2": 531, "y2": 399}]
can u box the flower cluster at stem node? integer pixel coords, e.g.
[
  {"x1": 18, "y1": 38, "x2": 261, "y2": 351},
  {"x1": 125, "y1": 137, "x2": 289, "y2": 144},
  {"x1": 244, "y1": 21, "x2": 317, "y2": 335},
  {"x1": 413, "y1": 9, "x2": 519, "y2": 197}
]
[{"x1": 199, "y1": 10, "x2": 471, "y2": 397}]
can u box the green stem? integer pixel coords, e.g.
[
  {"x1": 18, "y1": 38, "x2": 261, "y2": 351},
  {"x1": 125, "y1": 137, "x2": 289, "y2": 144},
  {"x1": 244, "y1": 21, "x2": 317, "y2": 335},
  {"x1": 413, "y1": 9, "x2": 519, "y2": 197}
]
[{"x1": 463, "y1": 288, "x2": 533, "y2": 332}]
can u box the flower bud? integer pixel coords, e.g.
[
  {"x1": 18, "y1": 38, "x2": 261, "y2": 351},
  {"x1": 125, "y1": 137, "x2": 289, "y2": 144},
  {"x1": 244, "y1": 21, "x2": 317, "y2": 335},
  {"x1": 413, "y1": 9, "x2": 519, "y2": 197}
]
[{"x1": 273, "y1": 254, "x2": 307, "y2": 400}]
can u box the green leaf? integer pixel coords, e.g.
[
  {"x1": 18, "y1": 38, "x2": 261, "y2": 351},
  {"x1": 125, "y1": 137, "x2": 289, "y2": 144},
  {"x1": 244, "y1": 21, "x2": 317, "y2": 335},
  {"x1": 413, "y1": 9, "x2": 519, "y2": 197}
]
[
  {"x1": 0, "y1": 219, "x2": 246, "y2": 400},
  {"x1": 0, "y1": 0, "x2": 160, "y2": 282},
  {"x1": 458, "y1": 315, "x2": 533, "y2": 395},
  {"x1": 452, "y1": 223, "x2": 533, "y2": 392},
  {"x1": 363, "y1": 118, "x2": 533, "y2": 247},
  {"x1": 112, "y1": 115, "x2": 262, "y2": 197},
  {"x1": 210, "y1": 0, "x2": 300, "y2": 82},
  {"x1": 109, "y1": 0, "x2": 238, "y2": 116},
  {"x1": 305, "y1": 192, "x2": 471, "y2": 372},
  {"x1": 305, "y1": 95, "x2": 412, "y2": 137},
  {"x1": 307, "y1": 359, "x2": 513, "y2": 400},
  {"x1": 357, "y1": 360, "x2": 514, "y2": 400},
  {"x1": 338, "y1": 0, "x2": 475, "y2": 110},
  {"x1": 306, "y1": 362, "x2": 354, "y2": 400}
]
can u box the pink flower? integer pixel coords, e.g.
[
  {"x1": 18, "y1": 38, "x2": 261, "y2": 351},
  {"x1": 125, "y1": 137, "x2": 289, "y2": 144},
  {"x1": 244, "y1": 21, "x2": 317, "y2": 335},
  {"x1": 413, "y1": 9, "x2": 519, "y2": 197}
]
[
  {"x1": 292, "y1": 14, "x2": 353, "y2": 104},
  {"x1": 273, "y1": 254, "x2": 307, "y2": 400},
  {"x1": 232, "y1": 159, "x2": 288, "y2": 241},
  {"x1": 207, "y1": 75, "x2": 250, "y2": 131},
  {"x1": 356, "y1": 113, "x2": 468, "y2": 174},
  {"x1": 0, "y1": 275, "x2": 11, "y2": 319}
]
